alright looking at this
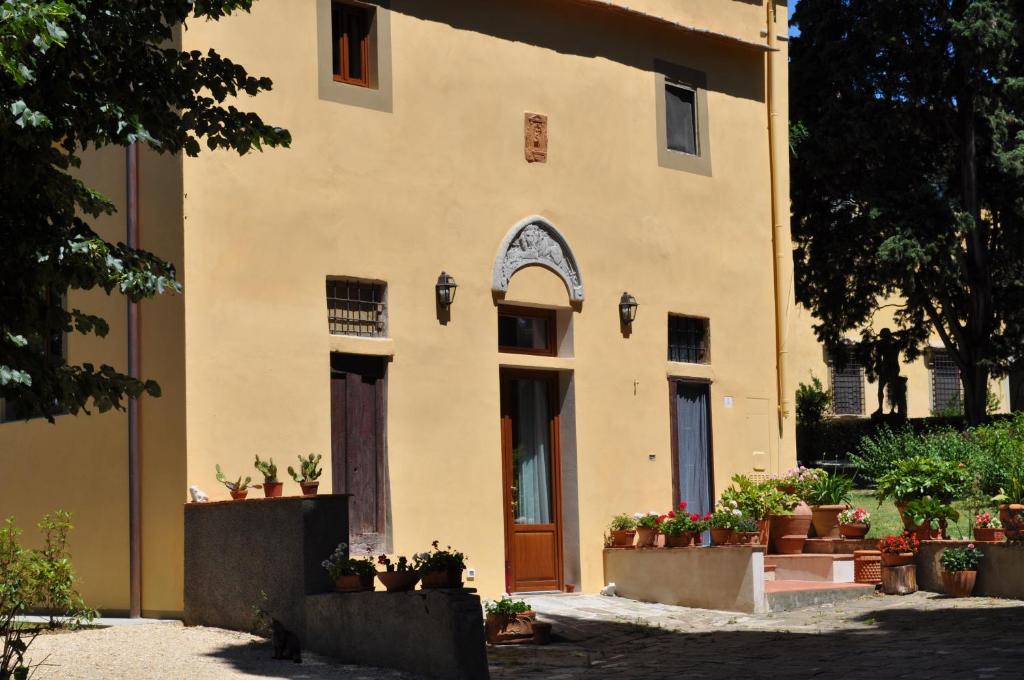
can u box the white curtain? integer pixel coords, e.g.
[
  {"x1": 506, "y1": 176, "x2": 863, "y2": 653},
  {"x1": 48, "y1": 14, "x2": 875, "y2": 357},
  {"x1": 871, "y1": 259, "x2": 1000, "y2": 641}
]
[{"x1": 515, "y1": 379, "x2": 552, "y2": 524}]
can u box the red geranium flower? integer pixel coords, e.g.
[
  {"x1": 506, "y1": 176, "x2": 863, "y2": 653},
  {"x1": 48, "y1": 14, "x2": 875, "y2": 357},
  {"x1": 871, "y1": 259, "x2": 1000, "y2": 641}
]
[
  {"x1": 704, "y1": 513, "x2": 713, "y2": 521},
  {"x1": 679, "y1": 500, "x2": 688, "y2": 510},
  {"x1": 667, "y1": 510, "x2": 676, "y2": 519},
  {"x1": 689, "y1": 513, "x2": 700, "y2": 522}
]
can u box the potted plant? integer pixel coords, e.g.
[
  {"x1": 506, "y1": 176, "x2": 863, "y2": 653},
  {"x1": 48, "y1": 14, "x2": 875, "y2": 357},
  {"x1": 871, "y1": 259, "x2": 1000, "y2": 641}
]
[
  {"x1": 773, "y1": 466, "x2": 825, "y2": 497},
  {"x1": 322, "y1": 542, "x2": 376, "y2": 592},
  {"x1": 720, "y1": 475, "x2": 794, "y2": 547},
  {"x1": 972, "y1": 512, "x2": 1005, "y2": 542},
  {"x1": 734, "y1": 516, "x2": 761, "y2": 544},
  {"x1": 709, "y1": 501, "x2": 743, "y2": 545},
  {"x1": 484, "y1": 597, "x2": 535, "y2": 644},
  {"x1": 634, "y1": 511, "x2": 661, "y2": 548},
  {"x1": 288, "y1": 453, "x2": 323, "y2": 495},
  {"x1": 805, "y1": 473, "x2": 854, "y2": 538},
  {"x1": 215, "y1": 464, "x2": 252, "y2": 500},
  {"x1": 607, "y1": 514, "x2": 637, "y2": 548},
  {"x1": 838, "y1": 507, "x2": 871, "y2": 539},
  {"x1": 658, "y1": 509, "x2": 702, "y2": 547},
  {"x1": 904, "y1": 496, "x2": 959, "y2": 541},
  {"x1": 415, "y1": 540, "x2": 466, "y2": 588},
  {"x1": 376, "y1": 554, "x2": 420, "y2": 592},
  {"x1": 877, "y1": 532, "x2": 920, "y2": 567},
  {"x1": 939, "y1": 543, "x2": 983, "y2": 597},
  {"x1": 992, "y1": 471, "x2": 1024, "y2": 542},
  {"x1": 874, "y1": 456, "x2": 972, "y2": 528},
  {"x1": 254, "y1": 455, "x2": 283, "y2": 498}
]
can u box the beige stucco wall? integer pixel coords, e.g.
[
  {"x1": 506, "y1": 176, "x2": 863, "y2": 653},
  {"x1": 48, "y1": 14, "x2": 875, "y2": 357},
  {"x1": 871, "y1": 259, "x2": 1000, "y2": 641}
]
[
  {"x1": 789, "y1": 304, "x2": 1010, "y2": 419},
  {"x1": 0, "y1": 0, "x2": 791, "y2": 612}
]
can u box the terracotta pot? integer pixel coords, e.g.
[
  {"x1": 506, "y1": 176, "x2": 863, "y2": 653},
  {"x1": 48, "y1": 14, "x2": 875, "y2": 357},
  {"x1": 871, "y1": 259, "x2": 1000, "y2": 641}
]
[
  {"x1": 999, "y1": 504, "x2": 1024, "y2": 542},
  {"x1": 377, "y1": 570, "x2": 420, "y2": 593},
  {"x1": 485, "y1": 611, "x2": 536, "y2": 645},
  {"x1": 420, "y1": 567, "x2": 463, "y2": 589},
  {"x1": 609, "y1": 530, "x2": 636, "y2": 548},
  {"x1": 973, "y1": 527, "x2": 1005, "y2": 543},
  {"x1": 735, "y1": 532, "x2": 760, "y2": 545},
  {"x1": 532, "y1": 621, "x2": 552, "y2": 645},
  {"x1": 914, "y1": 524, "x2": 943, "y2": 541},
  {"x1": 229, "y1": 489, "x2": 248, "y2": 500},
  {"x1": 895, "y1": 501, "x2": 916, "y2": 530},
  {"x1": 853, "y1": 550, "x2": 882, "y2": 585},
  {"x1": 880, "y1": 551, "x2": 915, "y2": 567},
  {"x1": 664, "y1": 532, "x2": 693, "y2": 548},
  {"x1": 262, "y1": 481, "x2": 283, "y2": 498},
  {"x1": 756, "y1": 519, "x2": 770, "y2": 547},
  {"x1": 335, "y1": 574, "x2": 374, "y2": 592},
  {"x1": 839, "y1": 522, "x2": 870, "y2": 539},
  {"x1": 774, "y1": 535, "x2": 807, "y2": 555},
  {"x1": 941, "y1": 570, "x2": 977, "y2": 598},
  {"x1": 710, "y1": 527, "x2": 734, "y2": 546},
  {"x1": 810, "y1": 505, "x2": 846, "y2": 539},
  {"x1": 300, "y1": 481, "x2": 320, "y2": 496},
  {"x1": 769, "y1": 513, "x2": 811, "y2": 553},
  {"x1": 635, "y1": 527, "x2": 656, "y2": 548}
]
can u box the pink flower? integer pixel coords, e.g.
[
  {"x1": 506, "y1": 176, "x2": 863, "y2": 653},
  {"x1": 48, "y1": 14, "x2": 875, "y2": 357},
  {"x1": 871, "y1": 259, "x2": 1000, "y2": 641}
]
[{"x1": 967, "y1": 543, "x2": 975, "y2": 550}]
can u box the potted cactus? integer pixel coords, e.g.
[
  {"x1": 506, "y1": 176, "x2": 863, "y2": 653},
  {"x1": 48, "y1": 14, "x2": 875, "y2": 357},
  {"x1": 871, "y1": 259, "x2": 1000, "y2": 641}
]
[
  {"x1": 215, "y1": 464, "x2": 252, "y2": 500},
  {"x1": 254, "y1": 455, "x2": 283, "y2": 498},
  {"x1": 288, "y1": 453, "x2": 323, "y2": 495}
]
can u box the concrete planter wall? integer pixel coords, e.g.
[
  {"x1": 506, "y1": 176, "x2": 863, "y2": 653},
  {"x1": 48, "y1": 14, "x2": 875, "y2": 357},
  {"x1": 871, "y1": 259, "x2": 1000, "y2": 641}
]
[
  {"x1": 184, "y1": 494, "x2": 349, "y2": 635},
  {"x1": 604, "y1": 546, "x2": 766, "y2": 613},
  {"x1": 917, "y1": 540, "x2": 1024, "y2": 599}
]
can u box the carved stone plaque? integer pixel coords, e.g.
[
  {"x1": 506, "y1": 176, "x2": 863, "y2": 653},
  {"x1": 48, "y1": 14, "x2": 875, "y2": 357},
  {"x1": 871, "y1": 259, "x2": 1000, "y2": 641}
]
[{"x1": 524, "y1": 113, "x2": 547, "y2": 163}]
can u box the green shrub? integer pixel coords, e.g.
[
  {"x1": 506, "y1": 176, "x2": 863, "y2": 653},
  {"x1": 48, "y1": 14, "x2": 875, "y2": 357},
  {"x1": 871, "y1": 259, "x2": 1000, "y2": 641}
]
[
  {"x1": 874, "y1": 455, "x2": 973, "y2": 504},
  {"x1": 969, "y1": 413, "x2": 1024, "y2": 503},
  {"x1": 796, "y1": 375, "x2": 832, "y2": 424},
  {"x1": 805, "y1": 473, "x2": 855, "y2": 506}
]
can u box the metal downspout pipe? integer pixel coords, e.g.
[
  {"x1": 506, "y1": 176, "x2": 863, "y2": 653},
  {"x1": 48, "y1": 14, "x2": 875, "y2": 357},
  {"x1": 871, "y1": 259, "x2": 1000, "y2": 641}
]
[
  {"x1": 126, "y1": 143, "x2": 142, "y2": 618},
  {"x1": 765, "y1": 2, "x2": 790, "y2": 454}
]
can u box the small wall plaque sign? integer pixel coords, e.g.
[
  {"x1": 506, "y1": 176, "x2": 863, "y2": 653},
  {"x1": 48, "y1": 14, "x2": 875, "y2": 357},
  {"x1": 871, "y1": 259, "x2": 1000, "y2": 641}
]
[{"x1": 524, "y1": 112, "x2": 547, "y2": 163}]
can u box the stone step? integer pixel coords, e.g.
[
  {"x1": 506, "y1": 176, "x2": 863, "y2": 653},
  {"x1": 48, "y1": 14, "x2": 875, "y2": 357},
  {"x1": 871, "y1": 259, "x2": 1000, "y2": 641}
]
[
  {"x1": 804, "y1": 537, "x2": 877, "y2": 554},
  {"x1": 764, "y1": 580, "x2": 875, "y2": 612},
  {"x1": 764, "y1": 553, "x2": 855, "y2": 583}
]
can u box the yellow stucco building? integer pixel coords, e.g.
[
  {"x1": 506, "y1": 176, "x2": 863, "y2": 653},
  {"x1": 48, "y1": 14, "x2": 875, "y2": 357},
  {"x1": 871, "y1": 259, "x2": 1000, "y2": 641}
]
[{"x1": 0, "y1": 0, "x2": 795, "y2": 616}]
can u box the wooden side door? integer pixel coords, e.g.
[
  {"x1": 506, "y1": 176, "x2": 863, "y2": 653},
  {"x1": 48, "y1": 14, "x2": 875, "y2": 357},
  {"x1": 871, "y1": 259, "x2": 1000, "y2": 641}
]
[
  {"x1": 330, "y1": 353, "x2": 387, "y2": 552},
  {"x1": 500, "y1": 370, "x2": 563, "y2": 592}
]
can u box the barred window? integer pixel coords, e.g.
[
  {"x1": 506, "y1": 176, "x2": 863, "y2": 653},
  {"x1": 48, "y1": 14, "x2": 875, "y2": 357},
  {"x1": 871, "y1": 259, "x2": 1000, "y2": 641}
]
[
  {"x1": 668, "y1": 315, "x2": 709, "y2": 364},
  {"x1": 327, "y1": 278, "x2": 386, "y2": 337},
  {"x1": 930, "y1": 350, "x2": 963, "y2": 413},
  {"x1": 829, "y1": 351, "x2": 865, "y2": 416}
]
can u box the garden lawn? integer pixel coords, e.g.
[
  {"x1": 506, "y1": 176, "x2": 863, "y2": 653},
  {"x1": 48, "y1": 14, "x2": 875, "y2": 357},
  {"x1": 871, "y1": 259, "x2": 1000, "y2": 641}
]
[{"x1": 849, "y1": 490, "x2": 980, "y2": 540}]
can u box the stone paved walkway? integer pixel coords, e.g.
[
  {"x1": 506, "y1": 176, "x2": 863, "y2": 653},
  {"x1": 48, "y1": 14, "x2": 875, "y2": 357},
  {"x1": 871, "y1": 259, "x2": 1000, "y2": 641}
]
[{"x1": 489, "y1": 591, "x2": 1024, "y2": 679}]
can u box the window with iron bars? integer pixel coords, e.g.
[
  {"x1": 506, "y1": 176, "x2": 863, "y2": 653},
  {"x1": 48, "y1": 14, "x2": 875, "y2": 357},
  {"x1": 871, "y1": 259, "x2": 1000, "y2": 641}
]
[
  {"x1": 327, "y1": 278, "x2": 387, "y2": 337},
  {"x1": 668, "y1": 315, "x2": 709, "y2": 364},
  {"x1": 930, "y1": 350, "x2": 963, "y2": 414},
  {"x1": 829, "y1": 351, "x2": 865, "y2": 416}
]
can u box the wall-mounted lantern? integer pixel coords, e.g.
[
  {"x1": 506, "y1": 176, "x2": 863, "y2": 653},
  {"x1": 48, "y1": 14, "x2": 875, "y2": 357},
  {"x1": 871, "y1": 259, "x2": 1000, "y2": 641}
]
[
  {"x1": 619, "y1": 291, "x2": 638, "y2": 326},
  {"x1": 436, "y1": 271, "x2": 458, "y2": 308}
]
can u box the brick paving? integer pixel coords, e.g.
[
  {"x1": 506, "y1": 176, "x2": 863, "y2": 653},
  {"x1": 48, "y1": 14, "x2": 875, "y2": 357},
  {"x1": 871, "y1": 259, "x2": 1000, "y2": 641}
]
[{"x1": 488, "y1": 591, "x2": 1024, "y2": 679}]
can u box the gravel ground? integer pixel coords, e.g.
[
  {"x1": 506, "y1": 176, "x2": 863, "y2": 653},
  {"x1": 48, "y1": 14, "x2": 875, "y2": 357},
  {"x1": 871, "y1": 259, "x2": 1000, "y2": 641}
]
[{"x1": 25, "y1": 622, "x2": 421, "y2": 679}]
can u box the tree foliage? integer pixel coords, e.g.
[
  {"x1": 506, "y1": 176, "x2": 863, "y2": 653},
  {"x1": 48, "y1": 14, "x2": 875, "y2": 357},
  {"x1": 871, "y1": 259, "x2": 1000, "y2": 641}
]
[
  {"x1": 0, "y1": 0, "x2": 289, "y2": 420},
  {"x1": 790, "y1": 0, "x2": 1024, "y2": 424}
]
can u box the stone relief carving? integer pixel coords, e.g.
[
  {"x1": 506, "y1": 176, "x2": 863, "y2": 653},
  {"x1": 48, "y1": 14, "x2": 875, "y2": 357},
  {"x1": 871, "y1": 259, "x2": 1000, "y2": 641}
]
[{"x1": 492, "y1": 217, "x2": 584, "y2": 301}]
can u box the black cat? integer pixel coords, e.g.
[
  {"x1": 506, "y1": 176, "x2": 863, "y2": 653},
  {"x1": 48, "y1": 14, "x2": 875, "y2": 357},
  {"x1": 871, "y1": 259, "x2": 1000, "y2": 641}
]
[{"x1": 271, "y1": 619, "x2": 302, "y2": 664}]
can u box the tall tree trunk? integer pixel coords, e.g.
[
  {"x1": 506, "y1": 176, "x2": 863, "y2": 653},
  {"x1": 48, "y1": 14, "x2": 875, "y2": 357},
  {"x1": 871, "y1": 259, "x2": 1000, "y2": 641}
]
[{"x1": 961, "y1": 362, "x2": 989, "y2": 425}]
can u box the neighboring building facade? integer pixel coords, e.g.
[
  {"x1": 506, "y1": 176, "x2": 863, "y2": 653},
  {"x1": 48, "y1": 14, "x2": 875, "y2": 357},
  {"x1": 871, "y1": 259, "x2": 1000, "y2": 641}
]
[
  {"x1": 0, "y1": 0, "x2": 794, "y2": 615},
  {"x1": 789, "y1": 305, "x2": 1013, "y2": 423}
]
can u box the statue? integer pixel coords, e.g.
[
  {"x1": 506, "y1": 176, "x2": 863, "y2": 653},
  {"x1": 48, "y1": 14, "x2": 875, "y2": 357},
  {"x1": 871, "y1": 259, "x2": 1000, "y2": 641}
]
[{"x1": 867, "y1": 328, "x2": 908, "y2": 418}]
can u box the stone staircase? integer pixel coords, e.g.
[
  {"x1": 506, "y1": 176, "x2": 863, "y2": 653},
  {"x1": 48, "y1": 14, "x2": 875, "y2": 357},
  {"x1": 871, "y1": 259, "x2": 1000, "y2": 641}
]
[{"x1": 762, "y1": 552, "x2": 875, "y2": 611}]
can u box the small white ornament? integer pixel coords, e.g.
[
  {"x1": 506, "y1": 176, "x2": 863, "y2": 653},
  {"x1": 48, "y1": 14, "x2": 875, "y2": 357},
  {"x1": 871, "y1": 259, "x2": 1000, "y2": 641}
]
[
  {"x1": 599, "y1": 582, "x2": 617, "y2": 597},
  {"x1": 188, "y1": 485, "x2": 209, "y2": 503}
]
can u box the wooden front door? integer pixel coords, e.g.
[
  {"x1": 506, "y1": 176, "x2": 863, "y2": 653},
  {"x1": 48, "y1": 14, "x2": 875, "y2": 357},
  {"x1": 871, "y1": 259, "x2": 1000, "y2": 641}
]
[
  {"x1": 500, "y1": 371, "x2": 563, "y2": 593},
  {"x1": 330, "y1": 353, "x2": 387, "y2": 552}
]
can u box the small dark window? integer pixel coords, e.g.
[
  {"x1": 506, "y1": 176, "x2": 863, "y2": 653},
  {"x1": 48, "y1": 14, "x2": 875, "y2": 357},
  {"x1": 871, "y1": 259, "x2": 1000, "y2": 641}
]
[
  {"x1": 332, "y1": 2, "x2": 372, "y2": 87},
  {"x1": 665, "y1": 83, "x2": 698, "y2": 155},
  {"x1": 829, "y1": 350, "x2": 865, "y2": 416},
  {"x1": 498, "y1": 306, "x2": 556, "y2": 356},
  {"x1": 668, "y1": 315, "x2": 708, "y2": 363},
  {"x1": 327, "y1": 278, "x2": 387, "y2": 337},
  {"x1": 930, "y1": 350, "x2": 963, "y2": 414}
]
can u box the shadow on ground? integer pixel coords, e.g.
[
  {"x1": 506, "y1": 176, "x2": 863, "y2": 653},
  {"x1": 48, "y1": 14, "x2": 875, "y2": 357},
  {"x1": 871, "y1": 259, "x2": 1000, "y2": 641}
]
[
  {"x1": 489, "y1": 600, "x2": 1024, "y2": 679},
  {"x1": 203, "y1": 638, "x2": 416, "y2": 679}
]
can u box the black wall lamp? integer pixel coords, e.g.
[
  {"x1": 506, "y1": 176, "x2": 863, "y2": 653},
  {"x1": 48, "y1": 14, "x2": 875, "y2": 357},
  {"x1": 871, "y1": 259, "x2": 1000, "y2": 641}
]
[
  {"x1": 436, "y1": 271, "x2": 458, "y2": 308},
  {"x1": 619, "y1": 291, "x2": 638, "y2": 325}
]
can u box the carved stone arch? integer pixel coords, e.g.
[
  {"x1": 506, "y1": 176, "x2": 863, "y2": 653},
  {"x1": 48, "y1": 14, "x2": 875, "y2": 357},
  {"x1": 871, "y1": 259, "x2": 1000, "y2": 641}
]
[{"x1": 492, "y1": 216, "x2": 585, "y2": 302}]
